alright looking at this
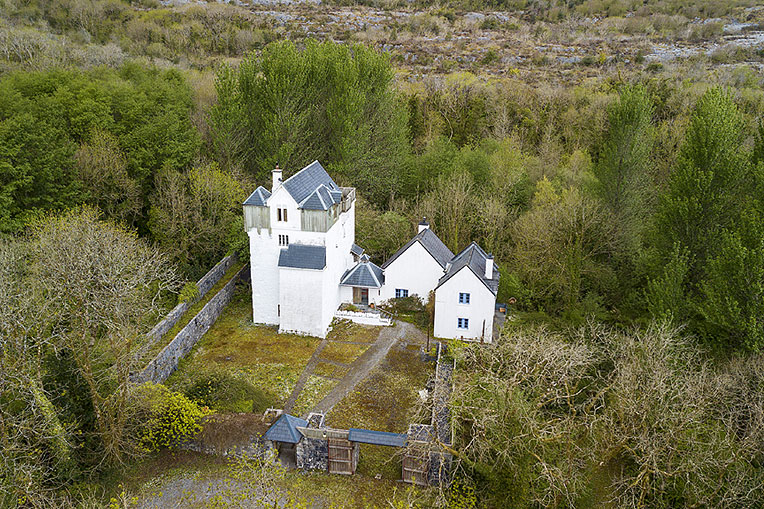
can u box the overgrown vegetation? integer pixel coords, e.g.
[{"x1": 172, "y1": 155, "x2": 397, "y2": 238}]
[
  {"x1": 451, "y1": 322, "x2": 764, "y2": 507},
  {"x1": 2, "y1": 0, "x2": 764, "y2": 505}
]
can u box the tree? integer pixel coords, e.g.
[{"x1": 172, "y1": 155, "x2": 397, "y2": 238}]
[
  {"x1": 698, "y1": 212, "x2": 764, "y2": 351},
  {"x1": 653, "y1": 87, "x2": 749, "y2": 288},
  {"x1": 210, "y1": 40, "x2": 409, "y2": 207},
  {"x1": 149, "y1": 163, "x2": 247, "y2": 278},
  {"x1": 1, "y1": 207, "x2": 181, "y2": 504},
  {"x1": 593, "y1": 84, "x2": 654, "y2": 260},
  {"x1": 416, "y1": 170, "x2": 476, "y2": 254},
  {"x1": 75, "y1": 130, "x2": 141, "y2": 224},
  {"x1": 511, "y1": 179, "x2": 617, "y2": 314}
]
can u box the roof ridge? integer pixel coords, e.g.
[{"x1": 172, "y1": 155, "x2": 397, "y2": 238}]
[{"x1": 283, "y1": 160, "x2": 320, "y2": 186}]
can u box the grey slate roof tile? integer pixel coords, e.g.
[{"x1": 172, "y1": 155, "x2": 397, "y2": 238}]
[
  {"x1": 278, "y1": 244, "x2": 326, "y2": 270},
  {"x1": 243, "y1": 186, "x2": 271, "y2": 206},
  {"x1": 348, "y1": 428, "x2": 407, "y2": 447},
  {"x1": 381, "y1": 227, "x2": 454, "y2": 270},
  {"x1": 340, "y1": 255, "x2": 384, "y2": 288},
  {"x1": 436, "y1": 242, "x2": 499, "y2": 295},
  {"x1": 282, "y1": 161, "x2": 341, "y2": 209},
  {"x1": 350, "y1": 244, "x2": 364, "y2": 256},
  {"x1": 264, "y1": 414, "x2": 308, "y2": 444}
]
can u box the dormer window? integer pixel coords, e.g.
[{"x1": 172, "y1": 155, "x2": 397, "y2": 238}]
[{"x1": 277, "y1": 208, "x2": 288, "y2": 222}]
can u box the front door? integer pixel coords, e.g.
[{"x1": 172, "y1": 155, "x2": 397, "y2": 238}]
[{"x1": 353, "y1": 288, "x2": 369, "y2": 306}]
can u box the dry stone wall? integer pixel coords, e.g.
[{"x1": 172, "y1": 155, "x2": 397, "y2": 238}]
[
  {"x1": 135, "y1": 263, "x2": 250, "y2": 384},
  {"x1": 144, "y1": 255, "x2": 237, "y2": 345}
]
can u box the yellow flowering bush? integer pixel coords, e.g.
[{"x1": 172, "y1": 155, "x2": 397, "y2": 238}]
[{"x1": 134, "y1": 382, "x2": 209, "y2": 451}]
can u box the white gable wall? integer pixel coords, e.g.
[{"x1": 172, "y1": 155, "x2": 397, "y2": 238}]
[
  {"x1": 249, "y1": 229, "x2": 280, "y2": 325},
  {"x1": 434, "y1": 267, "x2": 495, "y2": 342},
  {"x1": 269, "y1": 186, "x2": 300, "y2": 232},
  {"x1": 279, "y1": 267, "x2": 326, "y2": 338},
  {"x1": 378, "y1": 241, "x2": 445, "y2": 306}
]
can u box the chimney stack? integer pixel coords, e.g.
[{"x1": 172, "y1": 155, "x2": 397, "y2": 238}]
[
  {"x1": 485, "y1": 254, "x2": 494, "y2": 280},
  {"x1": 418, "y1": 217, "x2": 430, "y2": 233},
  {"x1": 272, "y1": 165, "x2": 283, "y2": 192}
]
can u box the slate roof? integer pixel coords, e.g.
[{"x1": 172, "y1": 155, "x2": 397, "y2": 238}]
[
  {"x1": 264, "y1": 414, "x2": 308, "y2": 444},
  {"x1": 436, "y1": 242, "x2": 499, "y2": 295},
  {"x1": 278, "y1": 244, "x2": 326, "y2": 270},
  {"x1": 282, "y1": 161, "x2": 343, "y2": 211},
  {"x1": 348, "y1": 428, "x2": 407, "y2": 447},
  {"x1": 381, "y1": 227, "x2": 454, "y2": 270},
  {"x1": 350, "y1": 244, "x2": 364, "y2": 257},
  {"x1": 243, "y1": 186, "x2": 271, "y2": 206},
  {"x1": 340, "y1": 254, "x2": 384, "y2": 288}
]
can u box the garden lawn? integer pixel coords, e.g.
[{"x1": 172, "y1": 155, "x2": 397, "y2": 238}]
[{"x1": 167, "y1": 284, "x2": 321, "y2": 412}]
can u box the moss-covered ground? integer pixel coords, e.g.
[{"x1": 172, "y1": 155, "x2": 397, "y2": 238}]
[
  {"x1": 327, "y1": 341, "x2": 434, "y2": 480},
  {"x1": 167, "y1": 284, "x2": 321, "y2": 412}
]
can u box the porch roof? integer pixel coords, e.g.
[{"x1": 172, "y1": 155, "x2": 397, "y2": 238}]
[{"x1": 339, "y1": 254, "x2": 384, "y2": 288}]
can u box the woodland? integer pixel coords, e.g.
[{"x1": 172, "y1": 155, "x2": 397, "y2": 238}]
[{"x1": 1, "y1": 0, "x2": 764, "y2": 507}]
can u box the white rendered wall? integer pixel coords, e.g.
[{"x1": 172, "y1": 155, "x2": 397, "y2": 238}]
[
  {"x1": 320, "y1": 199, "x2": 355, "y2": 333},
  {"x1": 247, "y1": 186, "x2": 357, "y2": 337},
  {"x1": 279, "y1": 267, "x2": 326, "y2": 338},
  {"x1": 379, "y1": 241, "x2": 445, "y2": 305},
  {"x1": 249, "y1": 229, "x2": 280, "y2": 325},
  {"x1": 434, "y1": 268, "x2": 495, "y2": 342}
]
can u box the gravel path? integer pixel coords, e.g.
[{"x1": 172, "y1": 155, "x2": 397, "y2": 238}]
[
  {"x1": 307, "y1": 321, "x2": 421, "y2": 417},
  {"x1": 282, "y1": 338, "x2": 330, "y2": 414}
]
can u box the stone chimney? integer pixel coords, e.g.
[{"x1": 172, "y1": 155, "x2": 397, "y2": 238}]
[
  {"x1": 272, "y1": 165, "x2": 283, "y2": 193},
  {"x1": 418, "y1": 217, "x2": 430, "y2": 233},
  {"x1": 485, "y1": 254, "x2": 494, "y2": 280}
]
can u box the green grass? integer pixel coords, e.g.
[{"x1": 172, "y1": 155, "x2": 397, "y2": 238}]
[
  {"x1": 108, "y1": 449, "x2": 436, "y2": 508},
  {"x1": 320, "y1": 341, "x2": 370, "y2": 365},
  {"x1": 167, "y1": 285, "x2": 321, "y2": 410},
  {"x1": 314, "y1": 361, "x2": 350, "y2": 379},
  {"x1": 328, "y1": 319, "x2": 381, "y2": 343},
  {"x1": 292, "y1": 375, "x2": 338, "y2": 416},
  {"x1": 326, "y1": 345, "x2": 433, "y2": 479}
]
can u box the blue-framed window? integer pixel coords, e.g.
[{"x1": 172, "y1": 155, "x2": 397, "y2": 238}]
[
  {"x1": 457, "y1": 318, "x2": 469, "y2": 329},
  {"x1": 395, "y1": 288, "x2": 409, "y2": 298},
  {"x1": 459, "y1": 292, "x2": 470, "y2": 304}
]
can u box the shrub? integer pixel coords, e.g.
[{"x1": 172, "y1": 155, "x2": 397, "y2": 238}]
[
  {"x1": 177, "y1": 281, "x2": 200, "y2": 304},
  {"x1": 134, "y1": 383, "x2": 207, "y2": 451},
  {"x1": 183, "y1": 370, "x2": 270, "y2": 413}
]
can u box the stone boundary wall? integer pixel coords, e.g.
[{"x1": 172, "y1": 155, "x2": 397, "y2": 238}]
[
  {"x1": 423, "y1": 341, "x2": 455, "y2": 486},
  {"x1": 135, "y1": 263, "x2": 250, "y2": 384},
  {"x1": 145, "y1": 255, "x2": 237, "y2": 346}
]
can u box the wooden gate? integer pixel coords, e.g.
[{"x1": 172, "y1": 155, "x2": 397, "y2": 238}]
[
  {"x1": 328, "y1": 438, "x2": 356, "y2": 475},
  {"x1": 402, "y1": 446, "x2": 429, "y2": 485}
]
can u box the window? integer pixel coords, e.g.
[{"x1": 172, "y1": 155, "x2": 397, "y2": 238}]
[
  {"x1": 278, "y1": 234, "x2": 289, "y2": 246},
  {"x1": 457, "y1": 318, "x2": 469, "y2": 329},
  {"x1": 459, "y1": 292, "x2": 470, "y2": 304},
  {"x1": 277, "y1": 208, "x2": 288, "y2": 222},
  {"x1": 395, "y1": 289, "x2": 409, "y2": 298}
]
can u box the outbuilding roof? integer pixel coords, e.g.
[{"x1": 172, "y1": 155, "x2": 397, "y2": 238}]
[
  {"x1": 282, "y1": 161, "x2": 343, "y2": 211},
  {"x1": 436, "y1": 242, "x2": 499, "y2": 295},
  {"x1": 350, "y1": 244, "x2": 365, "y2": 257},
  {"x1": 381, "y1": 227, "x2": 454, "y2": 270},
  {"x1": 264, "y1": 414, "x2": 308, "y2": 444},
  {"x1": 278, "y1": 244, "x2": 326, "y2": 270},
  {"x1": 243, "y1": 186, "x2": 271, "y2": 207},
  {"x1": 340, "y1": 254, "x2": 384, "y2": 288},
  {"x1": 347, "y1": 428, "x2": 407, "y2": 447}
]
